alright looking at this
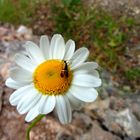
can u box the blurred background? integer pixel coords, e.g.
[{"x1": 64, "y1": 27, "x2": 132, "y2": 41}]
[{"x1": 0, "y1": 0, "x2": 140, "y2": 140}]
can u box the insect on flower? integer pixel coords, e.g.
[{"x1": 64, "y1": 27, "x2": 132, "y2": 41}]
[
  {"x1": 5, "y1": 34, "x2": 102, "y2": 124},
  {"x1": 60, "y1": 60, "x2": 69, "y2": 78}
]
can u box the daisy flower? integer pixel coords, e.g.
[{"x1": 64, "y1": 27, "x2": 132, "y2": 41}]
[{"x1": 5, "y1": 34, "x2": 101, "y2": 124}]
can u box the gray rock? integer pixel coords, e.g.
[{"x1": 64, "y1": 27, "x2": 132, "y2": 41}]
[
  {"x1": 0, "y1": 87, "x2": 3, "y2": 113},
  {"x1": 73, "y1": 112, "x2": 122, "y2": 140},
  {"x1": 109, "y1": 96, "x2": 127, "y2": 111},
  {"x1": 103, "y1": 109, "x2": 140, "y2": 138},
  {"x1": 56, "y1": 132, "x2": 75, "y2": 140},
  {"x1": 73, "y1": 112, "x2": 93, "y2": 133},
  {"x1": 90, "y1": 121, "x2": 121, "y2": 140},
  {"x1": 5, "y1": 40, "x2": 25, "y2": 60},
  {"x1": 16, "y1": 25, "x2": 32, "y2": 35},
  {"x1": 116, "y1": 109, "x2": 140, "y2": 137},
  {"x1": 131, "y1": 103, "x2": 140, "y2": 121},
  {"x1": 103, "y1": 110, "x2": 125, "y2": 136},
  {"x1": 0, "y1": 75, "x2": 3, "y2": 113},
  {"x1": 123, "y1": 136, "x2": 136, "y2": 140}
]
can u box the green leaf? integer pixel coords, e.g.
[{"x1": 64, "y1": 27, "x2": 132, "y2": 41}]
[
  {"x1": 108, "y1": 40, "x2": 117, "y2": 47},
  {"x1": 61, "y1": 0, "x2": 72, "y2": 7},
  {"x1": 71, "y1": 0, "x2": 81, "y2": 5}
]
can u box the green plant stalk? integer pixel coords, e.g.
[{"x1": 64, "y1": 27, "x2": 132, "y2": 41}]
[{"x1": 26, "y1": 114, "x2": 45, "y2": 140}]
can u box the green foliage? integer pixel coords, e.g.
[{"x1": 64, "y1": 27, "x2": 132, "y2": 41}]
[
  {"x1": 92, "y1": 12, "x2": 127, "y2": 48},
  {"x1": 125, "y1": 68, "x2": 140, "y2": 80},
  {"x1": 51, "y1": 2, "x2": 136, "y2": 71},
  {"x1": 61, "y1": 0, "x2": 81, "y2": 7},
  {"x1": 61, "y1": 0, "x2": 72, "y2": 7},
  {"x1": 0, "y1": 0, "x2": 138, "y2": 85},
  {"x1": 0, "y1": 0, "x2": 38, "y2": 24}
]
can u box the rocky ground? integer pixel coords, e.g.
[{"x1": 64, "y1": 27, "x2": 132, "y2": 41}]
[
  {"x1": 0, "y1": 22, "x2": 140, "y2": 140},
  {"x1": 0, "y1": 1, "x2": 140, "y2": 139},
  {"x1": 84, "y1": 0, "x2": 140, "y2": 17}
]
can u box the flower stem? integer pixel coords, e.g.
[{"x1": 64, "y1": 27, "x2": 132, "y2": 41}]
[{"x1": 26, "y1": 114, "x2": 45, "y2": 140}]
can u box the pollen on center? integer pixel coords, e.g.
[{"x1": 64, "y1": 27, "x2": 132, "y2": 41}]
[{"x1": 33, "y1": 59, "x2": 73, "y2": 96}]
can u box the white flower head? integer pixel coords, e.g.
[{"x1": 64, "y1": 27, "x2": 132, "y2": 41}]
[{"x1": 5, "y1": 34, "x2": 101, "y2": 124}]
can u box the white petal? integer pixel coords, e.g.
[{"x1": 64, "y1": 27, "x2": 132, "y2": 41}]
[
  {"x1": 73, "y1": 62, "x2": 98, "y2": 71},
  {"x1": 55, "y1": 95, "x2": 72, "y2": 124},
  {"x1": 66, "y1": 91, "x2": 83, "y2": 109},
  {"x1": 25, "y1": 103, "x2": 40, "y2": 122},
  {"x1": 17, "y1": 90, "x2": 41, "y2": 114},
  {"x1": 73, "y1": 67, "x2": 100, "y2": 78},
  {"x1": 73, "y1": 62, "x2": 99, "y2": 77},
  {"x1": 5, "y1": 78, "x2": 26, "y2": 89},
  {"x1": 15, "y1": 53, "x2": 36, "y2": 72},
  {"x1": 64, "y1": 39, "x2": 75, "y2": 60},
  {"x1": 21, "y1": 50, "x2": 37, "y2": 64},
  {"x1": 74, "y1": 69, "x2": 100, "y2": 78},
  {"x1": 10, "y1": 67, "x2": 32, "y2": 83},
  {"x1": 88, "y1": 70, "x2": 100, "y2": 78},
  {"x1": 24, "y1": 41, "x2": 45, "y2": 64},
  {"x1": 70, "y1": 47, "x2": 89, "y2": 69},
  {"x1": 9, "y1": 85, "x2": 33, "y2": 106},
  {"x1": 40, "y1": 35, "x2": 50, "y2": 59},
  {"x1": 39, "y1": 95, "x2": 55, "y2": 114},
  {"x1": 72, "y1": 74, "x2": 101, "y2": 87},
  {"x1": 70, "y1": 85, "x2": 98, "y2": 102},
  {"x1": 50, "y1": 34, "x2": 65, "y2": 60}
]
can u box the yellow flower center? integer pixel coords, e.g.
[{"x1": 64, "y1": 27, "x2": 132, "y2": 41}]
[{"x1": 33, "y1": 60, "x2": 73, "y2": 95}]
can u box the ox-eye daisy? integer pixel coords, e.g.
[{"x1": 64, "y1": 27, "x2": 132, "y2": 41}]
[{"x1": 5, "y1": 34, "x2": 101, "y2": 124}]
